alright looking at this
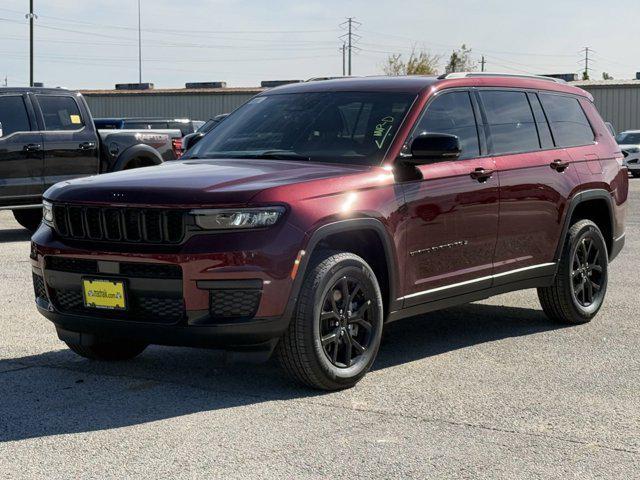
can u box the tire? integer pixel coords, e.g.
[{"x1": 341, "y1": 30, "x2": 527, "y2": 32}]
[
  {"x1": 12, "y1": 208, "x2": 42, "y2": 232},
  {"x1": 276, "y1": 251, "x2": 384, "y2": 390},
  {"x1": 538, "y1": 219, "x2": 608, "y2": 324},
  {"x1": 66, "y1": 340, "x2": 147, "y2": 361}
]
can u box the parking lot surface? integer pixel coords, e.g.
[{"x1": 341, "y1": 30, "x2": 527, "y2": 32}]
[{"x1": 0, "y1": 182, "x2": 639, "y2": 479}]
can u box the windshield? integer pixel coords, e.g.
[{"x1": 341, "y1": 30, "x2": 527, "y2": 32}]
[
  {"x1": 616, "y1": 132, "x2": 640, "y2": 144},
  {"x1": 186, "y1": 91, "x2": 416, "y2": 165}
]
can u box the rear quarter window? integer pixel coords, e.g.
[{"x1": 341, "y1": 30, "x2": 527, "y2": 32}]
[
  {"x1": 37, "y1": 95, "x2": 84, "y2": 131},
  {"x1": 539, "y1": 93, "x2": 594, "y2": 148}
]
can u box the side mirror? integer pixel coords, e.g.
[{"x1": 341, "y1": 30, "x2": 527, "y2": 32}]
[
  {"x1": 0, "y1": 122, "x2": 3, "y2": 138},
  {"x1": 405, "y1": 133, "x2": 461, "y2": 164},
  {"x1": 183, "y1": 132, "x2": 205, "y2": 151}
]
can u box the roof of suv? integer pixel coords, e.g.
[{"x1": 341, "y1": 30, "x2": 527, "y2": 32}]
[
  {"x1": 264, "y1": 74, "x2": 592, "y2": 99},
  {"x1": 0, "y1": 87, "x2": 75, "y2": 95}
]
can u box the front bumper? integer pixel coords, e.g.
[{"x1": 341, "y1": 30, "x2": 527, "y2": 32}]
[{"x1": 31, "y1": 222, "x2": 304, "y2": 351}]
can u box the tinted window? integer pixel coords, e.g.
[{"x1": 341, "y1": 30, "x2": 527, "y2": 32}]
[
  {"x1": 189, "y1": 92, "x2": 415, "y2": 165},
  {"x1": 528, "y1": 93, "x2": 554, "y2": 149},
  {"x1": 539, "y1": 93, "x2": 594, "y2": 147},
  {"x1": 0, "y1": 96, "x2": 31, "y2": 136},
  {"x1": 37, "y1": 95, "x2": 84, "y2": 130},
  {"x1": 414, "y1": 91, "x2": 479, "y2": 159},
  {"x1": 479, "y1": 91, "x2": 540, "y2": 155},
  {"x1": 615, "y1": 132, "x2": 640, "y2": 145}
]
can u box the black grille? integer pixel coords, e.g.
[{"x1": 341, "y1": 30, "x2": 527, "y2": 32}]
[
  {"x1": 33, "y1": 273, "x2": 47, "y2": 299},
  {"x1": 52, "y1": 288, "x2": 184, "y2": 324},
  {"x1": 46, "y1": 257, "x2": 181, "y2": 279},
  {"x1": 52, "y1": 204, "x2": 186, "y2": 244},
  {"x1": 47, "y1": 257, "x2": 98, "y2": 274},
  {"x1": 209, "y1": 289, "x2": 261, "y2": 320}
]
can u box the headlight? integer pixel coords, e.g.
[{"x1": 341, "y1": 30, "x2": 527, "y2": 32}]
[
  {"x1": 626, "y1": 147, "x2": 640, "y2": 154},
  {"x1": 42, "y1": 201, "x2": 54, "y2": 226},
  {"x1": 191, "y1": 206, "x2": 285, "y2": 230}
]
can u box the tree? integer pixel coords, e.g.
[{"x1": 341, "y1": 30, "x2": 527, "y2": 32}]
[
  {"x1": 445, "y1": 44, "x2": 476, "y2": 73},
  {"x1": 602, "y1": 72, "x2": 613, "y2": 80},
  {"x1": 382, "y1": 48, "x2": 440, "y2": 76},
  {"x1": 582, "y1": 70, "x2": 590, "y2": 81}
]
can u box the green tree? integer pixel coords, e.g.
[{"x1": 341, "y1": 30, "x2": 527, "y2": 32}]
[
  {"x1": 602, "y1": 72, "x2": 613, "y2": 80},
  {"x1": 383, "y1": 48, "x2": 440, "y2": 76},
  {"x1": 445, "y1": 44, "x2": 476, "y2": 73}
]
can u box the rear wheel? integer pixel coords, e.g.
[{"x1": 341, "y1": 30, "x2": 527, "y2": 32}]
[
  {"x1": 12, "y1": 208, "x2": 42, "y2": 232},
  {"x1": 66, "y1": 340, "x2": 147, "y2": 361},
  {"x1": 538, "y1": 219, "x2": 608, "y2": 324},
  {"x1": 276, "y1": 251, "x2": 384, "y2": 390}
]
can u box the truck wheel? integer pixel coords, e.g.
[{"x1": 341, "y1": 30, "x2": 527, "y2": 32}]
[
  {"x1": 276, "y1": 251, "x2": 384, "y2": 390},
  {"x1": 538, "y1": 219, "x2": 608, "y2": 324},
  {"x1": 12, "y1": 208, "x2": 42, "y2": 232},
  {"x1": 66, "y1": 340, "x2": 147, "y2": 361}
]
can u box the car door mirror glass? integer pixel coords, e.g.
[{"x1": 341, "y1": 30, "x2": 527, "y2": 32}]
[
  {"x1": 183, "y1": 132, "x2": 205, "y2": 151},
  {"x1": 405, "y1": 133, "x2": 462, "y2": 165}
]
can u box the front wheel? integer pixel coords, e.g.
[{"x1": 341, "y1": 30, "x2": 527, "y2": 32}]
[
  {"x1": 276, "y1": 251, "x2": 384, "y2": 390},
  {"x1": 538, "y1": 219, "x2": 608, "y2": 324},
  {"x1": 66, "y1": 340, "x2": 147, "y2": 361},
  {"x1": 12, "y1": 208, "x2": 42, "y2": 232}
]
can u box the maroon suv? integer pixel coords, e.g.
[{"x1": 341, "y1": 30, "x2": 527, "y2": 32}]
[{"x1": 31, "y1": 73, "x2": 628, "y2": 390}]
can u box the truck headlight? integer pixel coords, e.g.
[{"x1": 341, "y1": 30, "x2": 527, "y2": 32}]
[
  {"x1": 42, "y1": 201, "x2": 54, "y2": 227},
  {"x1": 191, "y1": 207, "x2": 285, "y2": 230}
]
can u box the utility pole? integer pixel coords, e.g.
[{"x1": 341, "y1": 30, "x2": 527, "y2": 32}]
[
  {"x1": 480, "y1": 55, "x2": 486, "y2": 72},
  {"x1": 581, "y1": 46, "x2": 591, "y2": 80},
  {"x1": 339, "y1": 17, "x2": 361, "y2": 76},
  {"x1": 26, "y1": 0, "x2": 36, "y2": 86},
  {"x1": 341, "y1": 43, "x2": 346, "y2": 76},
  {"x1": 137, "y1": 0, "x2": 142, "y2": 84}
]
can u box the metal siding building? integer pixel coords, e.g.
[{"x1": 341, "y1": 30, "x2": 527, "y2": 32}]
[
  {"x1": 571, "y1": 80, "x2": 640, "y2": 132},
  {"x1": 80, "y1": 88, "x2": 264, "y2": 120}
]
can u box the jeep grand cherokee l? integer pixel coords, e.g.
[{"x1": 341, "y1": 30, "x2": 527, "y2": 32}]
[{"x1": 31, "y1": 73, "x2": 628, "y2": 390}]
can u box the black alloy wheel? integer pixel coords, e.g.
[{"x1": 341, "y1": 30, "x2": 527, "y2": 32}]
[
  {"x1": 319, "y1": 276, "x2": 375, "y2": 369},
  {"x1": 571, "y1": 235, "x2": 606, "y2": 308}
]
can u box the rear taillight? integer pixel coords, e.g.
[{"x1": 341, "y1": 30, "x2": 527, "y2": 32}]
[{"x1": 172, "y1": 138, "x2": 183, "y2": 159}]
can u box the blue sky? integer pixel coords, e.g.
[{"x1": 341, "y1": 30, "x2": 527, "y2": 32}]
[{"x1": 0, "y1": 0, "x2": 637, "y2": 89}]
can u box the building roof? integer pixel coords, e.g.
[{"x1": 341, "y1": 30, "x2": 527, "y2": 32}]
[
  {"x1": 571, "y1": 79, "x2": 640, "y2": 88},
  {"x1": 80, "y1": 87, "x2": 265, "y2": 96}
]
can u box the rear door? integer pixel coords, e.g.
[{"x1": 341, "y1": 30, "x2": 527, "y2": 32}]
[
  {"x1": 401, "y1": 90, "x2": 499, "y2": 306},
  {"x1": 34, "y1": 94, "x2": 99, "y2": 190},
  {"x1": 0, "y1": 94, "x2": 44, "y2": 205},
  {"x1": 484, "y1": 89, "x2": 581, "y2": 279}
]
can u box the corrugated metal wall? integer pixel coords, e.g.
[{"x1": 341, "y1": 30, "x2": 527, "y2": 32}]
[
  {"x1": 83, "y1": 92, "x2": 259, "y2": 120},
  {"x1": 580, "y1": 86, "x2": 640, "y2": 133}
]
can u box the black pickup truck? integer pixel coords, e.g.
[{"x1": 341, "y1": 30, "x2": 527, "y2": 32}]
[{"x1": 0, "y1": 87, "x2": 180, "y2": 231}]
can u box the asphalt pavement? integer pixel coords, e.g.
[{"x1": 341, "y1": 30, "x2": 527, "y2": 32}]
[{"x1": 0, "y1": 182, "x2": 638, "y2": 479}]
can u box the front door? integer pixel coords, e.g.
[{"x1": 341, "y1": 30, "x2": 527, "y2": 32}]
[
  {"x1": 0, "y1": 94, "x2": 44, "y2": 206},
  {"x1": 34, "y1": 94, "x2": 99, "y2": 190},
  {"x1": 400, "y1": 90, "x2": 499, "y2": 307}
]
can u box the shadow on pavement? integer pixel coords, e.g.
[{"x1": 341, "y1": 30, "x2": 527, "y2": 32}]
[
  {"x1": 0, "y1": 228, "x2": 31, "y2": 244},
  {"x1": 0, "y1": 303, "x2": 562, "y2": 442}
]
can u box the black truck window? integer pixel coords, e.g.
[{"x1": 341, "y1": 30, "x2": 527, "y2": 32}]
[
  {"x1": 37, "y1": 95, "x2": 85, "y2": 131},
  {"x1": 0, "y1": 96, "x2": 32, "y2": 136}
]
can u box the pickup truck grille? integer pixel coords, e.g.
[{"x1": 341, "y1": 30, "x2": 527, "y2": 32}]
[{"x1": 52, "y1": 204, "x2": 186, "y2": 244}]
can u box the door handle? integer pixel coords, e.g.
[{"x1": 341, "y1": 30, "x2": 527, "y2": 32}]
[
  {"x1": 469, "y1": 167, "x2": 495, "y2": 182},
  {"x1": 79, "y1": 141, "x2": 96, "y2": 150},
  {"x1": 23, "y1": 143, "x2": 42, "y2": 152},
  {"x1": 550, "y1": 159, "x2": 569, "y2": 172}
]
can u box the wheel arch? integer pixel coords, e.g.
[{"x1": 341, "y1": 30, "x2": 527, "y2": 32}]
[
  {"x1": 110, "y1": 144, "x2": 163, "y2": 172},
  {"x1": 285, "y1": 218, "x2": 401, "y2": 321},
  {"x1": 556, "y1": 189, "x2": 615, "y2": 261}
]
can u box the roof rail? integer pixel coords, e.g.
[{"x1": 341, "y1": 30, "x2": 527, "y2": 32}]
[{"x1": 437, "y1": 72, "x2": 566, "y2": 84}]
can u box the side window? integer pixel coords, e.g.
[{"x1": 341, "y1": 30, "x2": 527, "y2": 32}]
[
  {"x1": 414, "y1": 91, "x2": 480, "y2": 160},
  {"x1": 37, "y1": 95, "x2": 84, "y2": 131},
  {"x1": 528, "y1": 93, "x2": 554, "y2": 149},
  {"x1": 479, "y1": 90, "x2": 540, "y2": 155},
  {"x1": 0, "y1": 96, "x2": 32, "y2": 136},
  {"x1": 539, "y1": 93, "x2": 594, "y2": 147}
]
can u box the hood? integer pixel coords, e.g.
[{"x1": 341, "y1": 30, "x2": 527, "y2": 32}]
[
  {"x1": 44, "y1": 159, "x2": 369, "y2": 206},
  {"x1": 618, "y1": 144, "x2": 640, "y2": 151}
]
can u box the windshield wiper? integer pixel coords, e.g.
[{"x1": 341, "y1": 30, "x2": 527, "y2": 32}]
[{"x1": 241, "y1": 150, "x2": 311, "y2": 161}]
